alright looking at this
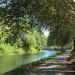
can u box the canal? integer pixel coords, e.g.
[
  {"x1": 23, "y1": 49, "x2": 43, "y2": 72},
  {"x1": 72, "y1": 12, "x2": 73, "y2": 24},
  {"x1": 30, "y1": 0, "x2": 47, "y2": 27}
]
[{"x1": 0, "y1": 50, "x2": 57, "y2": 74}]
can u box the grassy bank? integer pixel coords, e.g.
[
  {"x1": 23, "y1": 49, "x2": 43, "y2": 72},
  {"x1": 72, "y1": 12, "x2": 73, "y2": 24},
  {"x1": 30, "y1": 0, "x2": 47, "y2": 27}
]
[
  {"x1": 0, "y1": 43, "x2": 24, "y2": 55},
  {"x1": 0, "y1": 43, "x2": 41, "y2": 55}
]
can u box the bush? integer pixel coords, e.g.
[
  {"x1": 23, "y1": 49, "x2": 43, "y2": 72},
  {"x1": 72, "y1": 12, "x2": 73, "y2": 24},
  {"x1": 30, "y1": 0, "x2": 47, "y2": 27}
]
[{"x1": 0, "y1": 43, "x2": 24, "y2": 55}]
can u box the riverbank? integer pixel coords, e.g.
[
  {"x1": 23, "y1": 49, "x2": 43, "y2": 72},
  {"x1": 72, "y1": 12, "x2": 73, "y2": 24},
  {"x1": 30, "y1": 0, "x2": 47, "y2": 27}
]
[
  {"x1": 0, "y1": 50, "x2": 43, "y2": 56},
  {"x1": 3, "y1": 51, "x2": 60, "y2": 75},
  {"x1": 0, "y1": 50, "x2": 57, "y2": 75},
  {"x1": 0, "y1": 43, "x2": 43, "y2": 55}
]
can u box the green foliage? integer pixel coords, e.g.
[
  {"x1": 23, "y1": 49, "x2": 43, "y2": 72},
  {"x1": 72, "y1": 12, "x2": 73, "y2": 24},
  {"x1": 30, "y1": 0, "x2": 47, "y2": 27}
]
[
  {"x1": 2, "y1": 0, "x2": 75, "y2": 55},
  {"x1": 0, "y1": 17, "x2": 47, "y2": 55},
  {"x1": 0, "y1": 43, "x2": 24, "y2": 55},
  {"x1": 0, "y1": 0, "x2": 49, "y2": 55}
]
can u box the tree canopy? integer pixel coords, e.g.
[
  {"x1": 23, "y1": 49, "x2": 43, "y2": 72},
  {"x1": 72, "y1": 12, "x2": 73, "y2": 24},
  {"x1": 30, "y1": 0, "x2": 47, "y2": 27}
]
[{"x1": 0, "y1": 0, "x2": 75, "y2": 54}]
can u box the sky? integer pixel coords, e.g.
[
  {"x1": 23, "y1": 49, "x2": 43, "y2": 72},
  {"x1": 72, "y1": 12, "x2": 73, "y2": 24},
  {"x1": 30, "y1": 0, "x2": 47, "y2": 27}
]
[
  {"x1": 73, "y1": 0, "x2": 75, "y2": 2},
  {"x1": 0, "y1": 0, "x2": 10, "y2": 7},
  {"x1": 43, "y1": 30, "x2": 49, "y2": 37}
]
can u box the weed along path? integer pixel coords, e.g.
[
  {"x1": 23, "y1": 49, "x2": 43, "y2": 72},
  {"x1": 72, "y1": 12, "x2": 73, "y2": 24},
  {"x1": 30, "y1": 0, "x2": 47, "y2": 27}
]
[{"x1": 7, "y1": 50, "x2": 75, "y2": 75}]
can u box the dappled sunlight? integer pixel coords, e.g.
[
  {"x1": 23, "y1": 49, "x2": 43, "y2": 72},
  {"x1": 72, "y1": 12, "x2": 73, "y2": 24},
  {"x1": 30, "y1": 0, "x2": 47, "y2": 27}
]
[
  {"x1": 36, "y1": 65, "x2": 61, "y2": 69},
  {"x1": 0, "y1": 0, "x2": 75, "y2": 75}
]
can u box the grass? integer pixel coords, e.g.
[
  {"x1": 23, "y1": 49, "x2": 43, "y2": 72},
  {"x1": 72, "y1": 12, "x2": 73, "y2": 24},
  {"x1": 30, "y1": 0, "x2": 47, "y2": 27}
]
[
  {"x1": 0, "y1": 43, "x2": 41, "y2": 55},
  {"x1": 0, "y1": 43, "x2": 25, "y2": 55}
]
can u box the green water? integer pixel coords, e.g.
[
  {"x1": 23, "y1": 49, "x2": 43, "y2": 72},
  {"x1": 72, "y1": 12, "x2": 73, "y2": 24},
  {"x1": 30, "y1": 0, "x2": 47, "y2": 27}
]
[{"x1": 0, "y1": 50, "x2": 56, "y2": 74}]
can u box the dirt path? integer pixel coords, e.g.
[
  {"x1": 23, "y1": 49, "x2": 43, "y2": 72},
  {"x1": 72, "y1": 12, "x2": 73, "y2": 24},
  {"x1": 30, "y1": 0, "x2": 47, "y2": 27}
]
[{"x1": 8, "y1": 50, "x2": 75, "y2": 75}]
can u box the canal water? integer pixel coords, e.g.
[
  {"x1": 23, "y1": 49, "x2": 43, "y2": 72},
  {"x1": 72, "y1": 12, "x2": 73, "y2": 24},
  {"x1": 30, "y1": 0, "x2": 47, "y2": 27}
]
[{"x1": 0, "y1": 50, "x2": 56, "y2": 74}]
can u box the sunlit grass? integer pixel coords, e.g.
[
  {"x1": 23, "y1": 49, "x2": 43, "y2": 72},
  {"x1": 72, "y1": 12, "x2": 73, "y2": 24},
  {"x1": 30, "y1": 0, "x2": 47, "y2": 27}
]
[
  {"x1": 0, "y1": 43, "x2": 24, "y2": 55},
  {"x1": 0, "y1": 43, "x2": 41, "y2": 55}
]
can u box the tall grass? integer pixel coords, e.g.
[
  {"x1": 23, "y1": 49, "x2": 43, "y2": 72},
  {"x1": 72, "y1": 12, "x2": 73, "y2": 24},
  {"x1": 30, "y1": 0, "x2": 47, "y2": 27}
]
[{"x1": 0, "y1": 43, "x2": 24, "y2": 55}]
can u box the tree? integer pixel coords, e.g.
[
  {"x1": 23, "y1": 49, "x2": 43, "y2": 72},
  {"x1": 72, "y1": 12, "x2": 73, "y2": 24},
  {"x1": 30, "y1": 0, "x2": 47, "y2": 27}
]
[
  {"x1": 29, "y1": 0, "x2": 75, "y2": 50},
  {"x1": 0, "y1": 0, "x2": 48, "y2": 54},
  {"x1": 1, "y1": 0, "x2": 75, "y2": 53}
]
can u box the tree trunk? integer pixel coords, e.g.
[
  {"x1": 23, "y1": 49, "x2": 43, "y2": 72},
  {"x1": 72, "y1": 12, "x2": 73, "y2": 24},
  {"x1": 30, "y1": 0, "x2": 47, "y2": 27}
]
[
  {"x1": 61, "y1": 45, "x2": 64, "y2": 53},
  {"x1": 73, "y1": 39, "x2": 75, "y2": 50},
  {"x1": 71, "y1": 39, "x2": 75, "y2": 53}
]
